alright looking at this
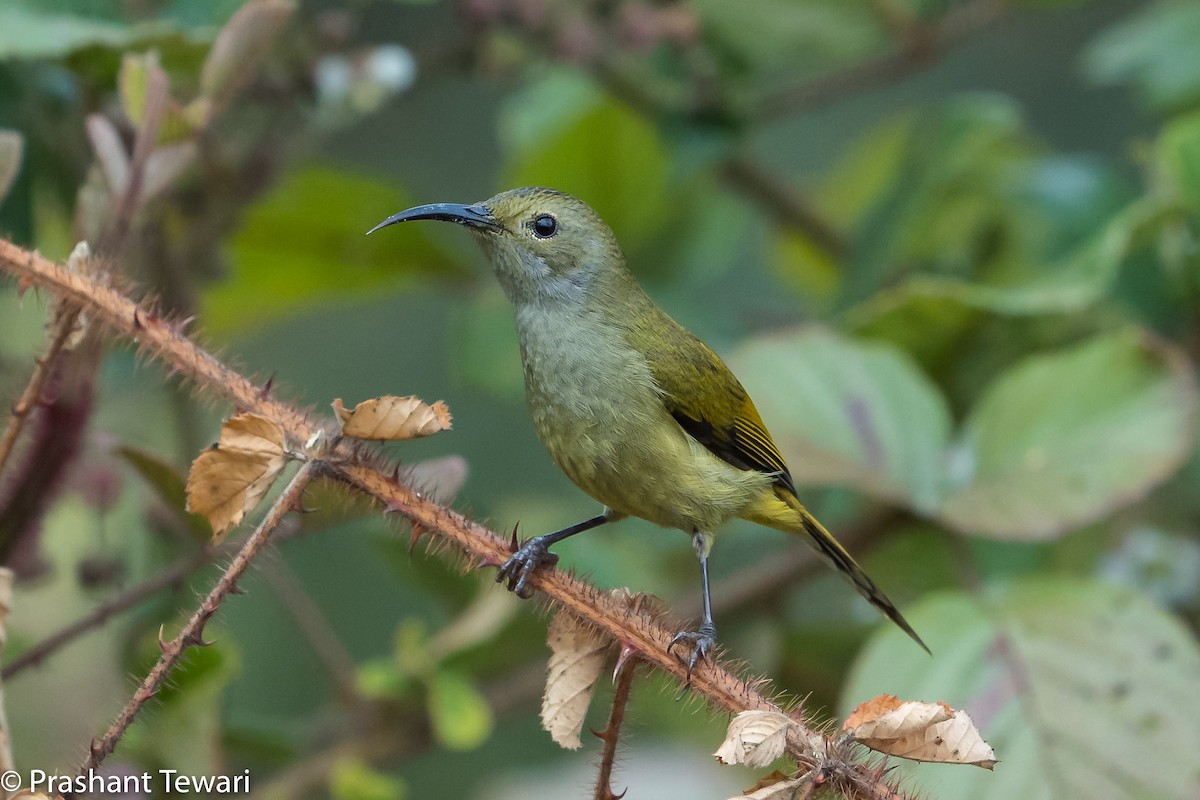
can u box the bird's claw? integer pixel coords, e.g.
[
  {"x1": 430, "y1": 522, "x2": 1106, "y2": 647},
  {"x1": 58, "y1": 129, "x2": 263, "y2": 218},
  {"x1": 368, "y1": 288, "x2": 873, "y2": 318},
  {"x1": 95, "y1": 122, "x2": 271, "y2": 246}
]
[
  {"x1": 496, "y1": 537, "x2": 559, "y2": 598},
  {"x1": 668, "y1": 622, "x2": 717, "y2": 678}
]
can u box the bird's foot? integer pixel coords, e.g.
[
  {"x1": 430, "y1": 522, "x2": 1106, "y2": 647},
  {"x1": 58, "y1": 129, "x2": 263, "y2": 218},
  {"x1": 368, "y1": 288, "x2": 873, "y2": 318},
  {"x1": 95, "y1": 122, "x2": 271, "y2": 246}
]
[
  {"x1": 668, "y1": 621, "x2": 717, "y2": 679},
  {"x1": 496, "y1": 536, "x2": 559, "y2": 599}
]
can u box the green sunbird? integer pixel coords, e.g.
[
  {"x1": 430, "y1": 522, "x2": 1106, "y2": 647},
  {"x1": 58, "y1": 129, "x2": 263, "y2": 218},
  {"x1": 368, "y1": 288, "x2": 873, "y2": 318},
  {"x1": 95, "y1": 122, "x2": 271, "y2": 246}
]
[{"x1": 370, "y1": 187, "x2": 927, "y2": 670}]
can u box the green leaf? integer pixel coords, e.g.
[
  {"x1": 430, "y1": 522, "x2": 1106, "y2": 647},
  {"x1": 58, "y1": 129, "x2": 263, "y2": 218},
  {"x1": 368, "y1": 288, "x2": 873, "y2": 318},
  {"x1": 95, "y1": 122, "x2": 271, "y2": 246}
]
[
  {"x1": 839, "y1": 94, "x2": 1034, "y2": 306},
  {"x1": 426, "y1": 669, "x2": 493, "y2": 751},
  {"x1": 355, "y1": 658, "x2": 411, "y2": 700},
  {"x1": 0, "y1": 130, "x2": 22, "y2": 207},
  {"x1": 502, "y1": 98, "x2": 669, "y2": 249},
  {"x1": 844, "y1": 580, "x2": 1200, "y2": 800},
  {"x1": 848, "y1": 192, "x2": 1173, "y2": 375},
  {"x1": 203, "y1": 165, "x2": 465, "y2": 334},
  {"x1": 498, "y1": 68, "x2": 603, "y2": 157},
  {"x1": 116, "y1": 445, "x2": 210, "y2": 542},
  {"x1": 939, "y1": 329, "x2": 1199, "y2": 539},
  {"x1": 330, "y1": 758, "x2": 406, "y2": 800},
  {"x1": 118, "y1": 51, "x2": 197, "y2": 144},
  {"x1": 1158, "y1": 110, "x2": 1200, "y2": 211},
  {"x1": 0, "y1": 4, "x2": 160, "y2": 59},
  {"x1": 1084, "y1": 0, "x2": 1200, "y2": 112},
  {"x1": 729, "y1": 327, "x2": 950, "y2": 514}
]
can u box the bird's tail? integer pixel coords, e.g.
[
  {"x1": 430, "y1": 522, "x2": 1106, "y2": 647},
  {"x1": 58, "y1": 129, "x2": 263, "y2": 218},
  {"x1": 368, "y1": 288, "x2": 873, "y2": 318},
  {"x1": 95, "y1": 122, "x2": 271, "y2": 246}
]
[{"x1": 750, "y1": 488, "x2": 930, "y2": 654}]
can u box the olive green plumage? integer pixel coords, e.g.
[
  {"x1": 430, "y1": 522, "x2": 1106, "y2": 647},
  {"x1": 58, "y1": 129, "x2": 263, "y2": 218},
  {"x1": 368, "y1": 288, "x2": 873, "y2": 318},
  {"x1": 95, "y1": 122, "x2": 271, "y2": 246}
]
[{"x1": 369, "y1": 187, "x2": 928, "y2": 660}]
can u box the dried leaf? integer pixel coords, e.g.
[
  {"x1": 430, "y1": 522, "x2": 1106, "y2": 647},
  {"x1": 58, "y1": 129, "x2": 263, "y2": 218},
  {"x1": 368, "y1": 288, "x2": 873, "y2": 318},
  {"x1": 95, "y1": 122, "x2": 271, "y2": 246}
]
[
  {"x1": 714, "y1": 710, "x2": 793, "y2": 768},
  {"x1": 843, "y1": 693, "x2": 952, "y2": 740},
  {"x1": 542, "y1": 610, "x2": 609, "y2": 749},
  {"x1": 731, "y1": 773, "x2": 809, "y2": 800},
  {"x1": 185, "y1": 414, "x2": 287, "y2": 538},
  {"x1": 0, "y1": 129, "x2": 23, "y2": 206},
  {"x1": 334, "y1": 395, "x2": 452, "y2": 441},
  {"x1": 844, "y1": 696, "x2": 997, "y2": 769}
]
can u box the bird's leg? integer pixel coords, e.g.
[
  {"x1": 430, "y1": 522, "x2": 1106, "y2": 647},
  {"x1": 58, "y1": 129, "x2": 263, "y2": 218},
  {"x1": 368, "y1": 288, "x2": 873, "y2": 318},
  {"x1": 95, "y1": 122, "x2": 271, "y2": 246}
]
[
  {"x1": 497, "y1": 511, "x2": 611, "y2": 598},
  {"x1": 669, "y1": 531, "x2": 717, "y2": 677}
]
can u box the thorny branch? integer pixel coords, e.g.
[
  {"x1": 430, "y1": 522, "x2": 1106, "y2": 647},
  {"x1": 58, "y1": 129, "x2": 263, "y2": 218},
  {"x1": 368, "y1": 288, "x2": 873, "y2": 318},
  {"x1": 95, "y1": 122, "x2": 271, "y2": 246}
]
[
  {"x1": 594, "y1": 655, "x2": 638, "y2": 800},
  {"x1": 1, "y1": 242, "x2": 912, "y2": 799},
  {"x1": 78, "y1": 461, "x2": 317, "y2": 775},
  {"x1": 0, "y1": 296, "x2": 84, "y2": 473}
]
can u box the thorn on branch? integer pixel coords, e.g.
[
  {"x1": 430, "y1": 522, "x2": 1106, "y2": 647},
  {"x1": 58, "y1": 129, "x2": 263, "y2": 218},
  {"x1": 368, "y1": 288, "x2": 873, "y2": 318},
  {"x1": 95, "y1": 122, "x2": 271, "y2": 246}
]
[
  {"x1": 408, "y1": 523, "x2": 427, "y2": 555},
  {"x1": 612, "y1": 644, "x2": 639, "y2": 681},
  {"x1": 182, "y1": 633, "x2": 214, "y2": 648},
  {"x1": 171, "y1": 315, "x2": 196, "y2": 336}
]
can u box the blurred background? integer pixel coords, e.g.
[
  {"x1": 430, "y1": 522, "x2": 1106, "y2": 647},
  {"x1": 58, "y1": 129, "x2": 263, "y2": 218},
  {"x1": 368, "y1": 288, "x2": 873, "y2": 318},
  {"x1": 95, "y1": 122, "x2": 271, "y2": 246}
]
[{"x1": 1, "y1": 0, "x2": 1199, "y2": 798}]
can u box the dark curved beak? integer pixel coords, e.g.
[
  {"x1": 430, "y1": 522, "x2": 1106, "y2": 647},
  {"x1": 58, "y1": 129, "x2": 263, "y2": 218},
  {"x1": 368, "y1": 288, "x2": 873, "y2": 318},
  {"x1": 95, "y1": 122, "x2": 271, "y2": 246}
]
[{"x1": 367, "y1": 203, "x2": 502, "y2": 235}]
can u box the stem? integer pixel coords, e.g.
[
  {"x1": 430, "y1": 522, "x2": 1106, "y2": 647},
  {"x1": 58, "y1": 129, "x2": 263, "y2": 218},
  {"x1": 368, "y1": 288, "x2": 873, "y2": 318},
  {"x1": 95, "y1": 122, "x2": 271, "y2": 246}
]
[
  {"x1": 0, "y1": 300, "x2": 82, "y2": 474},
  {"x1": 721, "y1": 156, "x2": 849, "y2": 262},
  {"x1": 593, "y1": 656, "x2": 638, "y2": 800},
  {"x1": 76, "y1": 461, "x2": 316, "y2": 775},
  {"x1": 751, "y1": 0, "x2": 1011, "y2": 122}
]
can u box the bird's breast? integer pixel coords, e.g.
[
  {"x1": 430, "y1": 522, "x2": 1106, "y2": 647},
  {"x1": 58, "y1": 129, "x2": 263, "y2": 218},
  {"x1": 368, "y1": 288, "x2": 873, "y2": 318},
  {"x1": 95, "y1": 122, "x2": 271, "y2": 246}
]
[{"x1": 513, "y1": 303, "x2": 771, "y2": 532}]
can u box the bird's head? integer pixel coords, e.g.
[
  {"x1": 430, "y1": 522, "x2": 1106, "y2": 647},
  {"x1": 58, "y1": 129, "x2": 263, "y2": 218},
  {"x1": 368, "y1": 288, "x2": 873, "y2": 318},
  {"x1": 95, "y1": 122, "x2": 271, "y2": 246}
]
[{"x1": 369, "y1": 187, "x2": 625, "y2": 306}]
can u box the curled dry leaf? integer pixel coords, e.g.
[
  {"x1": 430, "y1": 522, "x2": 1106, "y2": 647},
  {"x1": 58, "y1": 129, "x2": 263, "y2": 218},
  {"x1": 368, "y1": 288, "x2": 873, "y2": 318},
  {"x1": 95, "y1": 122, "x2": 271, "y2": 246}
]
[
  {"x1": 843, "y1": 695, "x2": 998, "y2": 769},
  {"x1": 732, "y1": 771, "x2": 809, "y2": 800},
  {"x1": 714, "y1": 710, "x2": 793, "y2": 768},
  {"x1": 185, "y1": 414, "x2": 287, "y2": 539},
  {"x1": 843, "y1": 693, "x2": 952, "y2": 740},
  {"x1": 333, "y1": 396, "x2": 452, "y2": 441},
  {"x1": 541, "y1": 609, "x2": 609, "y2": 749}
]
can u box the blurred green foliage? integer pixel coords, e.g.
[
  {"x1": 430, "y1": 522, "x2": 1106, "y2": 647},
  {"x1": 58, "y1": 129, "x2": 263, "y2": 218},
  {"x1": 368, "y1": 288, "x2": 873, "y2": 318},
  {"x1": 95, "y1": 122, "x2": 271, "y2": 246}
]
[{"x1": 1, "y1": 0, "x2": 1199, "y2": 799}]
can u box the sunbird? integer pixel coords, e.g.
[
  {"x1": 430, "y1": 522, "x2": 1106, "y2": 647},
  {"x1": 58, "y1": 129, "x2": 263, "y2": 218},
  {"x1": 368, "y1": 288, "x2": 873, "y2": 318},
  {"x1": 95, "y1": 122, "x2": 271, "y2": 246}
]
[{"x1": 370, "y1": 187, "x2": 927, "y2": 670}]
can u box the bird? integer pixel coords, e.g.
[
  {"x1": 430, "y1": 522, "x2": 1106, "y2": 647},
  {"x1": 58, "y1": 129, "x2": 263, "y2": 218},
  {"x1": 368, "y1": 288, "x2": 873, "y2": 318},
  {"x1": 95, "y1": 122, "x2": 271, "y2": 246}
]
[{"x1": 369, "y1": 187, "x2": 927, "y2": 671}]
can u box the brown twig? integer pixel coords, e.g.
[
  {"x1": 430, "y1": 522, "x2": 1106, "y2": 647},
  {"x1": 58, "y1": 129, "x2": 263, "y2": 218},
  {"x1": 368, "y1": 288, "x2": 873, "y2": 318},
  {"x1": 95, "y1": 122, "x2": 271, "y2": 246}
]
[
  {"x1": 1, "y1": 543, "x2": 232, "y2": 681},
  {"x1": 2, "y1": 241, "x2": 912, "y2": 799},
  {"x1": 751, "y1": 0, "x2": 1011, "y2": 122},
  {"x1": 77, "y1": 461, "x2": 316, "y2": 775},
  {"x1": 594, "y1": 655, "x2": 638, "y2": 800},
  {"x1": 98, "y1": 59, "x2": 167, "y2": 259},
  {"x1": 720, "y1": 156, "x2": 849, "y2": 261},
  {"x1": 0, "y1": 298, "x2": 83, "y2": 474}
]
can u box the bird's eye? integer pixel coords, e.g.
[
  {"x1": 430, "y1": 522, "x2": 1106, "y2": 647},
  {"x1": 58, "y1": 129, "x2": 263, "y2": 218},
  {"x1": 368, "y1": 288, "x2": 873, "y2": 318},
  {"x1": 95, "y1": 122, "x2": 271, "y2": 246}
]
[{"x1": 532, "y1": 214, "x2": 558, "y2": 238}]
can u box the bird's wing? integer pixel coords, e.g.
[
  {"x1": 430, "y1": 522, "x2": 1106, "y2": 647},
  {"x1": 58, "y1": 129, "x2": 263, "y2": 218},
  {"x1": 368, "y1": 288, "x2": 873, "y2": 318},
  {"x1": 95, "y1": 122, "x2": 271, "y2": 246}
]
[{"x1": 637, "y1": 321, "x2": 796, "y2": 494}]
